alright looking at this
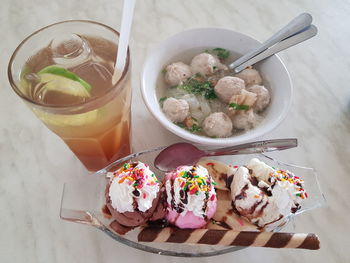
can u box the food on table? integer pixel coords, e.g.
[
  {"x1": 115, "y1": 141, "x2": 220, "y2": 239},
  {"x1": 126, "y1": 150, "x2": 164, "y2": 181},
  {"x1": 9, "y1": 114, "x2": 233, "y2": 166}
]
[
  {"x1": 162, "y1": 97, "x2": 190, "y2": 123},
  {"x1": 103, "y1": 158, "x2": 318, "y2": 250},
  {"x1": 198, "y1": 160, "x2": 258, "y2": 231},
  {"x1": 190, "y1": 53, "x2": 227, "y2": 76},
  {"x1": 164, "y1": 165, "x2": 217, "y2": 229},
  {"x1": 229, "y1": 158, "x2": 308, "y2": 230},
  {"x1": 105, "y1": 161, "x2": 166, "y2": 233},
  {"x1": 211, "y1": 188, "x2": 258, "y2": 231},
  {"x1": 214, "y1": 76, "x2": 245, "y2": 103},
  {"x1": 228, "y1": 89, "x2": 257, "y2": 114},
  {"x1": 235, "y1": 68, "x2": 263, "y2": 87},
  {"x1": 231, "y1": 109, "x2": 261, "y2": 130},
  {"x1": 158, "y1": 48, "x2": 271, "y2": 138},
  {"x1": 137, "y1": 227, "x2": 320, "y2": 250},
  {"x1": 203, "y1": 112, "x2": 233, "y2": 138},
  {"x1": 165, "y1": 62, "x2": 192, "y2": 86},
  {"x1": 247, "y1": 85, "x2": 271, "y2": 112}
]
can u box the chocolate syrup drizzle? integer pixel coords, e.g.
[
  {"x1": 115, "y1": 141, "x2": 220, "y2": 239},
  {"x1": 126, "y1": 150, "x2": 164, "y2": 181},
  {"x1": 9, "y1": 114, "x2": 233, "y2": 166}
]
[
  {"x1": 230, "y1": 166, "x2": 303, "y2": 230},
  {"x1": 169, "y1": 166, "x2": 211, "y2": 217}
]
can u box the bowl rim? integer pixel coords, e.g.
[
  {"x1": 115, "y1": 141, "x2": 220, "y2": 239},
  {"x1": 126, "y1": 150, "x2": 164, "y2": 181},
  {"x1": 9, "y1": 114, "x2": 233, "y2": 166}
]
[{"x1": 141, "y1": 27, "x2": 293, "y2": 146}]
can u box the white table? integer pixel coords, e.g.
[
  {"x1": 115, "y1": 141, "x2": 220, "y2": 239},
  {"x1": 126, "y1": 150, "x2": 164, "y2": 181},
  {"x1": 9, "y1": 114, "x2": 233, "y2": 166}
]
[{"x1": 1, "y1": 0, "x2": 349, "y2": 262}]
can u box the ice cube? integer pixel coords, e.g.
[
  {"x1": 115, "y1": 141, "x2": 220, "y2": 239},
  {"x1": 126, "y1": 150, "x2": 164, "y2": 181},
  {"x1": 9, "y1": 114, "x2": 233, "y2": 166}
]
[{"x1": 52, "y1": 34, "x2": 91, "y2": 68}]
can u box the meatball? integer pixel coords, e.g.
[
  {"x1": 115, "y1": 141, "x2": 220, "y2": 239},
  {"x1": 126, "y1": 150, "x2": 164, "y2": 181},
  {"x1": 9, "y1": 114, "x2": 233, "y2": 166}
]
[
  {"x1": 165, "y1": 62, "x2": 192, "y2": 86},
  {"x1": 235, "y1": 68, "x2": 262, "y2": 87},
  {"x1": 214, "y1": 76, "x2": 245, "y2": 103},
  {"x1": 231, "y1": 109, "x2": 260, "y2": 130},
  {"x1": 203, "y1": 112, "x2": 232, "y2": 138},
  {"x1": 163, "y1": 97, "x2": 189, "y2": 123},
  {"x1": 247, "y1": 85, "x2": 271, "y2": 112},
  {"x1": 190, "y1": 53, "x2": 226, "y2": 76}
]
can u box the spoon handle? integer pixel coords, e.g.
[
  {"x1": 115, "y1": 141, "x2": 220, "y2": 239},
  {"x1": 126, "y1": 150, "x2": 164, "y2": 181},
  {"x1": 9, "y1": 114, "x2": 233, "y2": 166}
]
[
  {"x1": 233, "y1": 25, "x2": 318, "y2": 73},
  {"x1": 229, "y1": 13, "x2": 312, "y2": 70},
  {"x1": 207, "y1": 138, "x2": 297, "y2": 156}
]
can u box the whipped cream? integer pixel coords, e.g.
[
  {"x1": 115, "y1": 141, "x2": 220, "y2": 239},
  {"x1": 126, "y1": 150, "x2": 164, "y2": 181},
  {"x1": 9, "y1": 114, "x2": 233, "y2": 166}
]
[
  {"x1": 247, "y1": 158, "x2": 275, "y2": 182},
  {"x1": 231, "y1": 158, "x2": 307, "y2": 229},
  {"x1": 108, "y1": 162, "x2": 160, "y2": 213},
  {"x1": 165, "y1": 165, "x2": 216, "y2": 218}
]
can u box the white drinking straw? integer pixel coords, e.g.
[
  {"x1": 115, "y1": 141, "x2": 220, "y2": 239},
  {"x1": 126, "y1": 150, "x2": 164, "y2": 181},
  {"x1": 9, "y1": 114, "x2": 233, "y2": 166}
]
[{"x1": 112, "y1": 0, "x2": 136, "y2": 84}]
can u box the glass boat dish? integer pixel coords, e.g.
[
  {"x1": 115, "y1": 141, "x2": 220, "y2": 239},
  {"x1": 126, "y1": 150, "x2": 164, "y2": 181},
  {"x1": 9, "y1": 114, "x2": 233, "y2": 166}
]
[{"x1": 60, "y1": 145, "x2": 325, "y2": 257}]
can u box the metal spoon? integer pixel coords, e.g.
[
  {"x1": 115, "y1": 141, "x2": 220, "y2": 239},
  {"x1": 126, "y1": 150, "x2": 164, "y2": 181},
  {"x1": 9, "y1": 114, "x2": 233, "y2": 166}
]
[
  {"x1": 233, "y1": 25, "x2": 317, "y2": 73},
  {"x1": 154, "y1": 138, "x2": 297, "y2": 172},
  {"x1": 229, "y1": 13, "x2": 317, "y2": 73}
]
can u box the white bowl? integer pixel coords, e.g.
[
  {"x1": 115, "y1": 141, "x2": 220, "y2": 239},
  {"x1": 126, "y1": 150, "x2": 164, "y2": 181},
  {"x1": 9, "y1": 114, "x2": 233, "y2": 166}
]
[{"x1": 141, "y1": 28, "x2": 292, "y2": 146}]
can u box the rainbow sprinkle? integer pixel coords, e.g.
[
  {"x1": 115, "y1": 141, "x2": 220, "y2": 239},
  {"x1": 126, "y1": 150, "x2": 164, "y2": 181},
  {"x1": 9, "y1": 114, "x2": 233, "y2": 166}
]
[
  {"x1": 270, "y1": 169, "x2": 308, "y2": 199},
  {"x1": 175, "y1": 166, "x2": 215, "y2": 196},
  {"x1": 113, "y1": 162, "x2": 159, "y2": 191}
]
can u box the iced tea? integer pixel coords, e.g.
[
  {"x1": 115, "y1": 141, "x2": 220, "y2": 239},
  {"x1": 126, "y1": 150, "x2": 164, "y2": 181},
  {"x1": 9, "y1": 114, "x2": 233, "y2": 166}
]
[{"x1": 8, "y1": 21, "x2": 132, "y2": 171}]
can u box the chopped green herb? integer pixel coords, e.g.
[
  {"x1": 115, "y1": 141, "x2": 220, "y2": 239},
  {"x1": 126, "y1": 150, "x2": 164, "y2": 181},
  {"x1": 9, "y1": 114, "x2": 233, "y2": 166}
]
[
  {"x1": 229, "y1": 103, "x2": 250, "y2": 110},
  {"x1": 161, "y1": 68, "x2": 167, "y2": 74},
  {"x1": 177, "y1": 123, "x2": 186, "y2": 128},
  {"x1": 191, "y1": 116, "x2": 198, "y2": 121},
  {"x1": 194, "y1": 72, "x2": 203, "y2": 78},
  {"x1": 123, "y1": 163, "x2": 128, "y2": 169},
  {"x1": 159, "y1": 97, "x2": 168, "y2": 103},
  {"x1": 187, "y1": 124, "x2": 202, "y2": 133},
  {"x1": 212, "y1": 48, "x2": 230, "y2": 60},
  {"x1": 177, "y1": 77, "x2": 217, "y2": 99},
  {"x1": 213, "y1": 66, "x2": 217, "y2": 70}
]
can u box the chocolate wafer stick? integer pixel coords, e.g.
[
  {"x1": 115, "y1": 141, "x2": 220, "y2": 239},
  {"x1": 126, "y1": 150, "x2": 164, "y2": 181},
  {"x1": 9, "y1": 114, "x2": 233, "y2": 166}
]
[{"x1": 138, "y1": 227, "x2": 320, "y2": 250}]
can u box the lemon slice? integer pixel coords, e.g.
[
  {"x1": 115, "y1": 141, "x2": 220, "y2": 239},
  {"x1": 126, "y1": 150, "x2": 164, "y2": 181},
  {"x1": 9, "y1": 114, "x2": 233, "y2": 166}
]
[
  {"x1": 38, "y1": 66, "x2": 91, "y2": 97},
  {"x1": 34, "y1": 108, "x2": 98, "y2": 127}
]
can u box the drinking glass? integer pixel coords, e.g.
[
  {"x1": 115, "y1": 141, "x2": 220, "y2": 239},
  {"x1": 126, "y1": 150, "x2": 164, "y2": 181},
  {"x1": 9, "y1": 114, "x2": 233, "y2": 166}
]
[{"x1": 8, "y1": 20, "x2": 132, "y2": 171}]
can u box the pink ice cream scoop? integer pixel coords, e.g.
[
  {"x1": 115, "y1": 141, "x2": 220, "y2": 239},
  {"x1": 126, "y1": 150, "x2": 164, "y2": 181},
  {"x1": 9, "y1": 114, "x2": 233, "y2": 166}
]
[{"x1": 164, "y1": 165, "x2": 217, "y2": 229}]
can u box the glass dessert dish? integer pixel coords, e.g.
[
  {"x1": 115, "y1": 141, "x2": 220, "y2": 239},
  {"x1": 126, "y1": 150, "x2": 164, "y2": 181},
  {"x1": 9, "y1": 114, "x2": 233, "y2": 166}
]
[{"x1": 60, "y1": 145, "x2": 325, "y2": 257}]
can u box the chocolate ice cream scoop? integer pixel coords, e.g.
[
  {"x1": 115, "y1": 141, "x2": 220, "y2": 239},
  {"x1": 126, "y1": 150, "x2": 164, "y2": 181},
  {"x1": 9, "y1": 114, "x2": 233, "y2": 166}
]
[{"x1": 105, "y1": 161, "x2": 166, "y2": 230}]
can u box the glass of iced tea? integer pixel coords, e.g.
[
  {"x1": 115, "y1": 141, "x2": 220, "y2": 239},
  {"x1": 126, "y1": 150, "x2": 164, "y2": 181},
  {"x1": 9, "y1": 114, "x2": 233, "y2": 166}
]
[{"x1": 8, "y1": 20, "x2": 132, "y2": 171}]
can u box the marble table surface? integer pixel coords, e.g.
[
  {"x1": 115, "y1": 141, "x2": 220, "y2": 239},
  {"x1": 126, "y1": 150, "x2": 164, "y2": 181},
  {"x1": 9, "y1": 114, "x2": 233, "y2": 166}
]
[{"x1": 1, "y1": 0, "x2": 349, "y2": 262}]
